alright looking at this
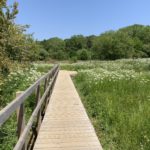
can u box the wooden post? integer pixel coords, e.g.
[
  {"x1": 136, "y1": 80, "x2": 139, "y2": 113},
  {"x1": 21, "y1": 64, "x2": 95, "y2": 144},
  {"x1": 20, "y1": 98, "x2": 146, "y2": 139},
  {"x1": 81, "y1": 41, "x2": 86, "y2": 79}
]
[
  {"x1": 48, "y1": 73, "x2": 51, "y2": 84},
  {"x1": 27, "y1": 84, "x2": 41, "y2": 150},
  {"x1": 44, "y1": 78, "x2": 47, "y2": 92},
  {"x1": 47, "y1": 73, "x2": 52, "y2": 99},
  {"x1": 36, "y1": 85, "x2": 41, "y2": 132},
  {"x1": 16, "y1": 91, "x2": 26, "y2": 150},
  {"x1": 44, "y1": 73, "x2": 53, "y2": 112},
  {"x1": 43, "y1": 78, "x2": 48, "y2": 111}
]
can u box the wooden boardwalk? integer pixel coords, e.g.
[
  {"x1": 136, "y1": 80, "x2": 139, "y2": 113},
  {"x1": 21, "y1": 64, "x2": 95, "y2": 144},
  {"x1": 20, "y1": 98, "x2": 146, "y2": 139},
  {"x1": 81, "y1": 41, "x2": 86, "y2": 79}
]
[{"x1": 33, "y1": 70, "x2": 103, "y2": 150}]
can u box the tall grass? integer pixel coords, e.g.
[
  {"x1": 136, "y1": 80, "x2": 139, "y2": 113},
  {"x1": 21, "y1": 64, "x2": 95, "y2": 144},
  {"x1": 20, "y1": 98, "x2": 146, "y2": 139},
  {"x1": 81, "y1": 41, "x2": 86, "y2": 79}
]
[
  {"x1": 1, "y1": 59, "x2": 150, "y2": 149},
  {"x1": 69, "y1": 59, "x2": 150, "y2": 150}
]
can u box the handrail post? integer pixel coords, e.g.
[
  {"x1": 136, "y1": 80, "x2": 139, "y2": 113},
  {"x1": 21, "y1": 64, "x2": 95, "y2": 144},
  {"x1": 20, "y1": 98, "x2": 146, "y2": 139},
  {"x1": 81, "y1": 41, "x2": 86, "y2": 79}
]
[
  {"x1": 36, "y1": 84, "x2": 41, "y2": 132},
  {"x1": 43, "y1": 73, "x2": 53, "y2": 115},
  {"x1": 47, "y1": 73, "x2": 52, "y2": 99},
  {"x1": 27, "y1": 84, "x2": 42, "y2": 150},
  {"x1": 42, "y1": 78, "x2": 48, "y2": 116},
  {"x1": 16, "y1": 91, "x2": 26, "y2": 150},
  {"x1": 44, "y1": 78, "x2": 47, "y2": 92}
]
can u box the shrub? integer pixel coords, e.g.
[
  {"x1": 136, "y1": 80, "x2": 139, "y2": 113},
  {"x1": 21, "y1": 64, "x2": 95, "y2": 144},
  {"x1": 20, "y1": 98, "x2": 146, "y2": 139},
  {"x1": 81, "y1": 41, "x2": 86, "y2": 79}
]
[
  {"x1": 77, "y1": 49, "x2": 90, "y2": 60},
  {"x1": 69, "y1": 56, "x2": 78, "y2": 63},
  {"x1": 39, "y1": 49, "x2": 49, "y2": 60}
]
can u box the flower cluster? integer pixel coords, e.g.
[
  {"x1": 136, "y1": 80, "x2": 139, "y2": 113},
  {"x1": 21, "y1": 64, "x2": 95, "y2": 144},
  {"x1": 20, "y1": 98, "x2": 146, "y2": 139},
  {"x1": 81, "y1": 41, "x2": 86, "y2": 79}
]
[
  {"x1": 61, "y1": 58, "x2": 150, "y2": 72},
  {"x1": 80, "y1": 69, "x2": 138, "y2": 82},
  {"x1": 0, "y1": 66, "x2": 44, "y2": 92},
  {"x1": 76, "y1": 59, "x2": 150, "y2": 84}
]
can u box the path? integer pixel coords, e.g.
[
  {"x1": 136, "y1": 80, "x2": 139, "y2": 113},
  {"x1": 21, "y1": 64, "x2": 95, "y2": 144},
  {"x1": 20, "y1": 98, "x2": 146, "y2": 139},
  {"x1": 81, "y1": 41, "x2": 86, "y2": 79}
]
[{"x1": 33, "y1": 70, "x2": 103, "y2": 150}]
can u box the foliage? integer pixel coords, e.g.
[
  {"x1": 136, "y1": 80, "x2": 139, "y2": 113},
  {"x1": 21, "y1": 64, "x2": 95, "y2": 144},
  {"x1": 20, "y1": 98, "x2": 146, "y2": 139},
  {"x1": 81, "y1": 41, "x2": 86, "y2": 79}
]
[
  {"x1": 69, "y1": 56, "x2": 78, "y2": 63},
  {"x1": 65, "y1": 35, "x2": 87, "y2": 53},
  {"x1": 77, "y1": 49, "x2": 90, "y2": 60},
  {"x1": 0, "y1": 63, "x2": 52, "y2": 149},
  {"x1": 39, "y1": 48, "x2": 49, "y2": 60},
  {"x1": 0, "y1": 0, "x2": 41, "y2": 75},
  {"x1": 40, "y1": 37, "x2": 67, "y2": 60},
  {"x1": 40, "y1": 24, "x2": 150, "y2": 61}
]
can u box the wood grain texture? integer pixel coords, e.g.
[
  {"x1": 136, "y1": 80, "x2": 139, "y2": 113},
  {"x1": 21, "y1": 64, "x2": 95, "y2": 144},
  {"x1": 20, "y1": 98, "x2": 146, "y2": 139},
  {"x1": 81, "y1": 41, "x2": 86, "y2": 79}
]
[{"x1": 34, "y1": 70, "x2": 103, "y2": 150}]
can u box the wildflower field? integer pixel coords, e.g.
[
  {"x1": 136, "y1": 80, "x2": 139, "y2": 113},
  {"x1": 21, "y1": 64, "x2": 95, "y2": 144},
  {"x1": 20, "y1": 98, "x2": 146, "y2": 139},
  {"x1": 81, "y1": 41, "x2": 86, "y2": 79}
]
[
  {"x1": 0, "y1": 59, "x2": 150, "y2": 150},
  {"x1": 62, "y1": 59, "x2": 150, "y2": 150},
  {"x1": 0, "y1": 63, "x2": 52, "y2": 149}
]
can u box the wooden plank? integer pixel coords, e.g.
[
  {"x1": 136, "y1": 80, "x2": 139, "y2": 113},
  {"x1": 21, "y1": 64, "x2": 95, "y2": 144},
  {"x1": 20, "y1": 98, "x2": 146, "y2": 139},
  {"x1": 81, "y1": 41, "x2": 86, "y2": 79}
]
[
  {"x1": 34, "y1": 147, "x2": 101, "y2": 150},
  {"x1": 33, "y1": 71, "x2": 103, "y2": 150}
]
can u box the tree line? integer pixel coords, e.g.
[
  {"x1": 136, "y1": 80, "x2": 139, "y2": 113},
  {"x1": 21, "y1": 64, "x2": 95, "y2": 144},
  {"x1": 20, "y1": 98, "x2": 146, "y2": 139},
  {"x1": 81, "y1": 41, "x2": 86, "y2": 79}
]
[
  {"x1": 1, "y1": 0, "x2": 150, "y2": 75},
  {"x1": 39, "y1": 24, "x2": 150, "y2": 61}
]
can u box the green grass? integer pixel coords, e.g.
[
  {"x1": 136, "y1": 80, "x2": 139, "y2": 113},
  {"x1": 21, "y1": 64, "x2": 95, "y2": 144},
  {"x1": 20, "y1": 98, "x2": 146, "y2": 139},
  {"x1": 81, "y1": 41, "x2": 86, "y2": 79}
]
[
  {"x1": 1, "y1": 59, "x2": 150, "y2": 149},
  {"x1": 67, "y1": 59, "x2": 150, "y2": 150}
]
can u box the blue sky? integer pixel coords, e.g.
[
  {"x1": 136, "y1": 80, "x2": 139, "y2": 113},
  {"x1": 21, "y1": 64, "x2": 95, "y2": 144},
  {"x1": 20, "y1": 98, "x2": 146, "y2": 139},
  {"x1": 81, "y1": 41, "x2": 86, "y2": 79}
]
[{"x1": 9, "y1": 0, "x2": 150, "y2": 40}]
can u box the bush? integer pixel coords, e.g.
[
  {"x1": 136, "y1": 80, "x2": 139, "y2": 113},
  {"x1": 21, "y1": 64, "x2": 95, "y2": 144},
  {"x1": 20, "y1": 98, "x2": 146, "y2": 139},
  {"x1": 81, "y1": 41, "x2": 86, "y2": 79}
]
[
  {"x1": 50, "y1": 50, "x2": 68, "y2": 60},
  {"x1": 77, "y1": 49, "x2": 90, "y2": 60},
  {"x1": 39, "y1": 49, "x2": 49, "y2": 60},
  {"x1": 69, "y1": 56, "x2": 78, "y2": 63}
]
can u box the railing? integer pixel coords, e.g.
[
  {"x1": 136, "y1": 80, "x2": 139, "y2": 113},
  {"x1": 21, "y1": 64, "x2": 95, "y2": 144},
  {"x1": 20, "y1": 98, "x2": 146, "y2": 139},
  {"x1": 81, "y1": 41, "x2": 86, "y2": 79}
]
[{"x1": 0, "y1": 64, "x2": 59, "y2": 150}]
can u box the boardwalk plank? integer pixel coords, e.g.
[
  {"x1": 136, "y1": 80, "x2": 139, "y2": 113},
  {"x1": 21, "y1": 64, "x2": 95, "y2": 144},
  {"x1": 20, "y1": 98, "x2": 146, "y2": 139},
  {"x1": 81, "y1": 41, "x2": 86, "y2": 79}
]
[{"x1": 33, "y1": 71, "x2": 103, "y2": 150}]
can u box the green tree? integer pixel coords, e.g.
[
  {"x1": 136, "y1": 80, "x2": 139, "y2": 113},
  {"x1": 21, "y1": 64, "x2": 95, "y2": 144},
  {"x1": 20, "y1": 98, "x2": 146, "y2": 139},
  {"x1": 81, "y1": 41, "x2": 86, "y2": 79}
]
[
  {"x1": 0, "y1": 0, "x2": 42, "y2": 74},
  {"x1": 39, "y1": 49, "x2": 49, "y2": 60},
  {"x1": 0, "y1": 0, "x2": 19, "y2": 74},
  {"x1": 77, "y1": 49, "x2": 90, "y2": 60},
  {"x1": 92, "y1": 31, "x2": 136, "y2": 60},
  {"x1": 40, "y1": 37, "x2": 67, "y2": 60},
  {"x1": 86, "y1": 35, "x2": 96, "y2": 49},
  {"x1": 39, "y1": 24, "x2": 150, "y2": 60},
  {"x1": 65, "y1": 35, "x2": 87, "y2": 55}
]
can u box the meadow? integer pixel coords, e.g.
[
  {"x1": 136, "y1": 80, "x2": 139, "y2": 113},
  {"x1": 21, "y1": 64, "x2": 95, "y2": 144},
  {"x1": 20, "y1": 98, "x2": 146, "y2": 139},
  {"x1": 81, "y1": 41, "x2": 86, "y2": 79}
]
[
  {"x1": 62, "y1": 59, "x2": 150, "y2": 150},
  {"x1": 1, "y1": 1, "x2": 150, "y2": 149},
  {"x1": 0, "y1": 59, "x2": 150, "y2": 149}
]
